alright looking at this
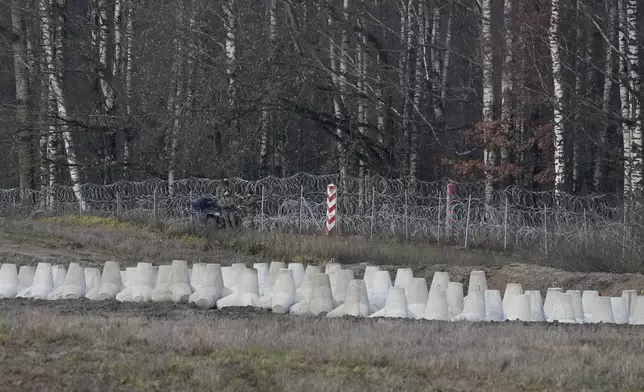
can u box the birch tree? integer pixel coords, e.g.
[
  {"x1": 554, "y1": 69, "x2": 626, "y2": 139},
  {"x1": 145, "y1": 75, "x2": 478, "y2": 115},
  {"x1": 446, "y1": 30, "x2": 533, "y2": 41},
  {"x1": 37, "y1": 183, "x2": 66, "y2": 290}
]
[
  {"x1": 327, "y1": 0, "x2": 349, "y2": 182},
  {"x1": 625, "y1": 0, "x2": 641, "y2": 195},
  {"x1": 480, "y1": 0, "x2": 496, "y2": 206},
  {"x1": 259, "y1": 0, "x2": 277, "y2": 176},
  {"x1": 223, "y1": 0, "x2": 238, "y2": 148},
  {"x1": 549, "y1": 0, "x2": 565, "y2": 199},
  {"x1": 594, "y1": 0, "x2": 617, "y2": 191},
  {"x1": 357, "y1": 0, "x2": 367, "y2": 188},
  {"x1": 41, "y1": 0, "x2": 86, "y2": 210},
  {"x1": 431, "y1": 2, "x2": 452, "y2": 122},
  {"x1": 409, "y1": 0, "x2": 424, "y2": 179},
  {"x1": 167, "y1": 0, "x2": 187, "y2": 193},
  {"x1": 12, "y1": 0, "x2": 35, "y2": 191},
  {"x1": 618, "y1": 0, "x2": 636, "y2": 197},
  {"x1": 123, "y1": 0, "x2": 134, "y2": 174}
]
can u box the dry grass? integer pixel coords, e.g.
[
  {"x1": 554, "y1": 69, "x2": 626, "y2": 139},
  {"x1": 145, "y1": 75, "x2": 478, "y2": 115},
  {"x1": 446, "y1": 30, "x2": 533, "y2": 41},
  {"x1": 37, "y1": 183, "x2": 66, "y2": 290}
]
[
  {"x1": 0, "y1": 299, "x2": 642, "y2": 391},
  {"x1": 0, "y1": 215, "x2": 527, "y2": 268},
  {"x1": 1, "y1": 216, "x2": 644, "y2": 390},
  {"x1": 0, "y1": 217, "x2": 252, "y2": 267},
  {"x1": 2, "y1": 216, "x2": 644, "y2": 295}
]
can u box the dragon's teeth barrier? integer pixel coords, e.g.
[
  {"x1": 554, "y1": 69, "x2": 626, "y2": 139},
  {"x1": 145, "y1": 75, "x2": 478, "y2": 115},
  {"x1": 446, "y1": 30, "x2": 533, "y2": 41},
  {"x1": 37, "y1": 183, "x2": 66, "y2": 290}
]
[{"x1": 0, "y1": 261, "x2": 641, "y2": 325}]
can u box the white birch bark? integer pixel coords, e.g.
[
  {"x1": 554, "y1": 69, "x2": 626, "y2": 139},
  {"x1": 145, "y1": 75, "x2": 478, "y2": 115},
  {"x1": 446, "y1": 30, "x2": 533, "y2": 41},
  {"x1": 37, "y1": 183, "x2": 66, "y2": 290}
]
[
  {"x1": 338, "y1": 0, "x2": 349, "y2": 181},
  {"x1": 41, "y1": 0, "x2": 86, "y2": 210},
  {"x1": 549, "y1": 0, "x2": 565, "y2": 198},
  {"x1": 38, "y1": 3, "x2": 51, "y2": 195},
  {"x1": 223, "y1": 0, "x2": 237, "y2": 114},
  {"x1": 619, "y1": 0, "x2": 632, "y2": 196},
  {"x1": 594, "y1": 0, "x2": 616, "y2": 190},
  {"x1": 409, "y1": 0, "x2": 424, "y2": 179},
  {"x1": 441, "y1": 8, "x2": 452, "y2": 107},
  {"x1": 123, "y1": 0, "x2": 134, "y2": 174},
  {"x1": 98, "y1": 0, "x2": 114, "y2": 112},
  {"x1": 480, "y1": 0, "x2": 496, "y2": 206},
  {"x1": 401, "y1": 0, "x2": 413, "y2": 176},
  {"x1": 41, "y1": 0, "x2": 57, "y2": 203},
  {"x1": 113, "y1": 0, "x2": 122, "y2": 80},
  {"x1": 124, "y1": 0, "x2": 133, "y2": 116},
  {"x1": 12, "y1": 0, "x2": 34, "y2": 190},
  {"x1": 500, "y1": 0, "x2": 514, "y2": 167},
  {"x1": 357, "y1": 0, "x2": 367, "y2": 189},
  {"x1": 626, "y1": 0, "x2": 640, "y2": 194},
  {"x1": 430, "y1": 3, "x2": 451, "y2": 121},
  {"x1": 259, "y1": 0, "x2": 277, "y2": 176},
  {"x1": 374, "y1": 0, "x2": 386, "y2": 145},
  {"x1": 167, "y1": 2, "x2": 186, "y2": 194}
]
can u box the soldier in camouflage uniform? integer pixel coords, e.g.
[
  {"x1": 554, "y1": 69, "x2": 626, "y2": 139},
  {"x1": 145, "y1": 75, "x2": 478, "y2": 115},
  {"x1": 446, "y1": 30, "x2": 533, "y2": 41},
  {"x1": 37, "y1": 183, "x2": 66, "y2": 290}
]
[
  {"x1": 241, "y1": 190, "x2": 259, "y2": 228},
  {"x1": 215, "y1": 179, "x2": 237, "y2": 228}
]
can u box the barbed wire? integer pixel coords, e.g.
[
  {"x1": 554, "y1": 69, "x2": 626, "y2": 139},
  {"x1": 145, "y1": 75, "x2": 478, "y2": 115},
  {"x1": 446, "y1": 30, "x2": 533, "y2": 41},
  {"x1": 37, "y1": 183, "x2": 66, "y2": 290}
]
[{"x1": 0, "y1": 173, "x2": 642, "y2": 266}]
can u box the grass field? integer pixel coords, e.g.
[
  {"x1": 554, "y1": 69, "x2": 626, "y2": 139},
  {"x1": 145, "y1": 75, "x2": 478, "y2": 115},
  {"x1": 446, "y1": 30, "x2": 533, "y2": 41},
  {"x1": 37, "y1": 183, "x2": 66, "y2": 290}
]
[
  {"x1": 1, "y1": 300, "x2": 643, "y2": 391},
  {"x1": 1, "y1": 215, "x2": 644, "y2": 391}
]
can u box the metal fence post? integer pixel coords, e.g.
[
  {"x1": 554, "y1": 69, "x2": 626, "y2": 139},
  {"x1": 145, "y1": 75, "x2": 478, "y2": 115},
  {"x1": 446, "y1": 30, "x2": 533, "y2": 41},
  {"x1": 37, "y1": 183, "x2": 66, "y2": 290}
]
[
  {"x1": 370, "y1": 186, "x2": 375, "y2": 239},
  {"x1": 153, "y1": 187, "x2": 157, "y2": 219},
  {"x1": 583, "y1": 208, "x2": 587, "y2": 252},
  {"x1": 260, "y1": 185, "x2": 265, "y2": 231},
  {"x1": 464, "y1": 194, "x2": 472, "y2": 248},
  {"x1": 503, "y1": 196, "x2": 508, "y2": 251},
  {"x1": 543, "y1": 204, "x2": 548, "y2": 258},
  {"x1": 404, "y1": 189, "x2": 409, "y2": 241},
  {"x1": 298, "y1": 185, "x2": 303, "y2": 234},
  {"x1": 437, "y1": 193, "x2": 442, "y2": 244}
]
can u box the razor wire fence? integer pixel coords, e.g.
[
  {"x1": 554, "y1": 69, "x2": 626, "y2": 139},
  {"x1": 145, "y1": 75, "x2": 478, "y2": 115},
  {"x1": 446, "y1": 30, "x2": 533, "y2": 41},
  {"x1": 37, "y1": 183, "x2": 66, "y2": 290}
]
[{"x1": 1, "y1": 173, "x2": 643, "y2": 265}]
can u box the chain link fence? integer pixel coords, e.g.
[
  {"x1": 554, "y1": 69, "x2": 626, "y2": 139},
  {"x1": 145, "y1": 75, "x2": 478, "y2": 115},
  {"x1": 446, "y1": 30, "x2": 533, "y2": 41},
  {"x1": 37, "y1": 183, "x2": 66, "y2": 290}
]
[{"x1": 1, "y1": 173, "x2": 642, "y2": 267}]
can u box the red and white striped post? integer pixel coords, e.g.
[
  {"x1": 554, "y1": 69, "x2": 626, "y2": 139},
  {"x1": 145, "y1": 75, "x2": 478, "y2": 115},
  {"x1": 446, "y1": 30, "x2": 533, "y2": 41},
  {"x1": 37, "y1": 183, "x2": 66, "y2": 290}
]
[{"x1": 326, "y1": 184, "x2": 337, "y2": 234}]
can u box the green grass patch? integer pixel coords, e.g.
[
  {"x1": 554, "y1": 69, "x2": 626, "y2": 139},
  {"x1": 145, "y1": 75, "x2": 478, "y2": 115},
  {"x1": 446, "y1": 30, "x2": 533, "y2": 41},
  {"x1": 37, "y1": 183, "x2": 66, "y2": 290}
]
[{"x1": 42, "y1": 215, "x2": 133, "y2": 229}]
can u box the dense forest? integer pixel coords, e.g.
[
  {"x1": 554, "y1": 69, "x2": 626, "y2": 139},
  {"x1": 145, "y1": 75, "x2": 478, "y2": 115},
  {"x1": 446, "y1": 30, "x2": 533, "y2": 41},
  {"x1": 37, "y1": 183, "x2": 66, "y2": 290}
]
[{"x1": 0, "y1": 0, "x2": 642, "y2": 202}]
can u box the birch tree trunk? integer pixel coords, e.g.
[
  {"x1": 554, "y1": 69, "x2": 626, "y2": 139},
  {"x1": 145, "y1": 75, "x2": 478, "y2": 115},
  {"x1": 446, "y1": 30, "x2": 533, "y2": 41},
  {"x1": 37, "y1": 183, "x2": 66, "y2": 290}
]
[
  {"x1": 167, "y1": 1, "x2": 186, "y2": 194},
  {"x1": 500, "y1": 0, "x2": 514, "y2": 170},
  {"x1": 123, "y1": 0, "x2": 134, "y2": 176},
  {"x1": 97, "y1": 0, "x2": 116, "y2": 183},
  {"x1": 594, "y1": 0, "x2": 616, "y2": 191},
  {"x1": 400, "y1": 0, "x2": 413, "y2": 176},
  {"x1": 338, "y1": 0, "x2": 349, "y2": 182},
  {"x1": 98, "y1": 0, "x2": 115, "y2": 112},
  {"x1": 223, "y1": 0, "x2": 237, "y2": 145},
  {"x1": 626, "y1": 0, "x2": 640, "y2": 195},
  {"x1": 409, "y1": 0, "x2": 424, "y2": 179},
  {"x1": 259, "y1": 0, "x2": 277, "y2": 177},
  {"x1": 373, "y1": 0, "x2": 386, "y2": 145},
  {"x1": 619, "y1": 0, "x2": 632, "y2": 196},
  {"x1": 480, "y1": 0, "x2": 496, "y2": 207},
  {"x1": 41, "y1": 0, "x2": 86, "y2": 210},
  {"x1": 113, "y1": 0, "x2": 122, "y2": 81},
  {"x1": 38, "y1": 2, "x2": 51, "y2": 197},
  {"x1": 357, "y1": 0, "x2": 367, "y2": 206},
  {"x1": 12, "y1": 0, "x2": 35, "y2": 190},
  {"x1": 549, "y1": 0, "x2": 565, "y2": 199},
  {"x1": 440, "y1": 8, "x2": 452, "y2": 110}
]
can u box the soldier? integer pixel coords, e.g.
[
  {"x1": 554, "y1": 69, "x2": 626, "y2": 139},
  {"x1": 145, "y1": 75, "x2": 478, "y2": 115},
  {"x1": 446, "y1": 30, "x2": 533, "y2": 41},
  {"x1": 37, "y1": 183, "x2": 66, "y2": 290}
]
[
  {"x1": 215, "y1": 178, "x2": 237, "y2": 228},
  {"x1": 241, "y1": 190, "x2": 259, "y2": 228}
]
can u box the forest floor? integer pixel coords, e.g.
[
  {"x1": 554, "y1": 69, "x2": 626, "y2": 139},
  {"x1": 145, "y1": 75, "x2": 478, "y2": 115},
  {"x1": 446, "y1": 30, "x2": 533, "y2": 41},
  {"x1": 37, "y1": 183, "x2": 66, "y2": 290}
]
[{"x1": 0, "y1": 215, "x2": 643, "y2": 391}]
